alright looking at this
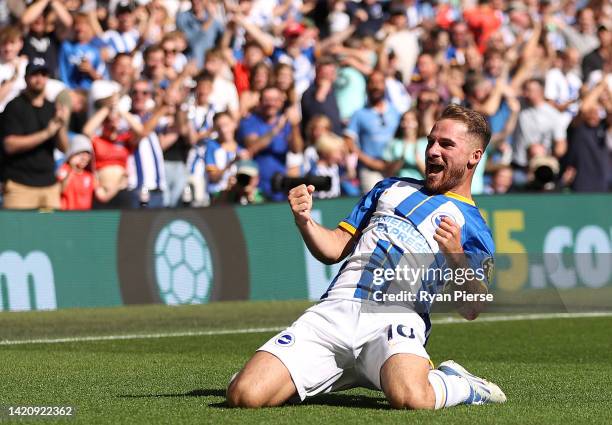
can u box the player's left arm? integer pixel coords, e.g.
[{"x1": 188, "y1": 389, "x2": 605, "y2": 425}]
[{"x1": 434, "y1": 217, "x2": 488, "y2": 320}]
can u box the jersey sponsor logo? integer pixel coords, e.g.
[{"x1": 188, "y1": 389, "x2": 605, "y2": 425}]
[
  {"x1": 275, "y1": 332, "x2": 295, "y2": 347},
  {"x1": 0, "y1": 251, "x2": 56, "y2": 311}
]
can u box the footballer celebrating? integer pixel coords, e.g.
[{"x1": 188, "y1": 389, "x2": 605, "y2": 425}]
[{"x1": 226, "y1": 105, "x2": 506, "y2": 409}]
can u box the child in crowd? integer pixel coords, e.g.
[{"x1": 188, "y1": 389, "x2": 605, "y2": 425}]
[
  {"x1": 57, "y1": 134, "x2": 111, "y2": 210},
  {"x1": 309, "y1": 133, "x2": 345, "y2": 199}
]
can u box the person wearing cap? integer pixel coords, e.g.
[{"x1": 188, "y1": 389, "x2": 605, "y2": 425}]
[
  {"x1": 57, "y1": 134, "x2": 112, "y2": 210},
  {"x1": 0, "y1": 57, "x2": 69, "y2": 209}
]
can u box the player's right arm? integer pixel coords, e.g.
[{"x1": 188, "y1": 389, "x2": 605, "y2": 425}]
[{"x1": 289, "y1": 184, "x2": 356, "y2": 265}]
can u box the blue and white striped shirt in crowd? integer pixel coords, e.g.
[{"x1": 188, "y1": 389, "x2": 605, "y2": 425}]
[
  {"x1": 127, "y1": 132, "x2": 167, "y2": 191},
  {"x1": 101, "y1": 29, "x2": 140, "y2": 58},
  {"x1": 186, "y1": 103, "x2": 216, "y2": 178}
]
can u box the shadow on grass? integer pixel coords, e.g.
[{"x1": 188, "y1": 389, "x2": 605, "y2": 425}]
[
  {"x1": 120, "y1": 388, "x2": 389, "y2": 409},
  {"x1": 120, "y1": 389, "x2": 226, "y2": 398}
]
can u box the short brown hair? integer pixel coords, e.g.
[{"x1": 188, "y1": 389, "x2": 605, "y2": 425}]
[
  {"x1": 0, "y1": 26, "x2": 22, "y2": 45},
  {"x1": 439, "y1": 104, "x2": 491, "y2": 149}
]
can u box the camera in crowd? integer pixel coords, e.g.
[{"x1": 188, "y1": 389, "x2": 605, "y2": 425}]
[{"x1": 271, "y1": 173, "x2": 332, "y2": 193}]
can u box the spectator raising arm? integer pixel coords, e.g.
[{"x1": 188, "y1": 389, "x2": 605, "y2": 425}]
[{"x1": 21, "y1": 0, "x2": 73, "y2": 28}]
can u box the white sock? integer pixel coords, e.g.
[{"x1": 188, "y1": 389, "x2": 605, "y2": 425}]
[{"x1": 428, "y1": 370, "x2": 471, "y2": 409}]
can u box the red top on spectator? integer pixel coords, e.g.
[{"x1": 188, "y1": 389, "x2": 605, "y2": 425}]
[
  {"x1": 92, "y1": 132, "x2": 135, "y2": 170},
  {"x1": 57, "y1": 163, "x2": 96, "y2": 210}
]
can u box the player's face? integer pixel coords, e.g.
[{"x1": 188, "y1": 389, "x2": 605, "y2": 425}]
[{"x1": 425, "y1": 119, "x2": 474, "y2": 194}]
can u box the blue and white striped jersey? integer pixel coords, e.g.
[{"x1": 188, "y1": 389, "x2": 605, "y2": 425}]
[
  {"x1": 323, "y1": 177, "x2": 494, "y2": 334},
  {"x1": 101, "y1": 29, "x2": 140, "y2": 57},
  {"x1": 127, "y1": 133, "x2": 166, "y2": 191}
]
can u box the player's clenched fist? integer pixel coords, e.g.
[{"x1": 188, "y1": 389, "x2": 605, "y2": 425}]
[
  {"x1": 434, "y1": 217, "x2": 463, "y2": 255},
  {"x1": 288, "y1": 184, "x2": 315, "y2": 226}
]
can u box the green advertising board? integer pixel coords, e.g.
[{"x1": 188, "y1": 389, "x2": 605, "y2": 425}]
[{"x1": 0, "y1": 193, "x2": 610, "y2": 311}]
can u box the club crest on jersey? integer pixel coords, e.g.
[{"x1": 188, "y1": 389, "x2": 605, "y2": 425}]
[
  {"x1": 275, "y1": 333, "x2": 295, "y2": 347},
  {"x1": 431, "y1": 213, "x2": 455, "y2": 227}
]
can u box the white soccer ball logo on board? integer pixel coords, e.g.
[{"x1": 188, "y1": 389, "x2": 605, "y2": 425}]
[{"x1": 154, "y1": 220, "x2": 213, "y2": 305}]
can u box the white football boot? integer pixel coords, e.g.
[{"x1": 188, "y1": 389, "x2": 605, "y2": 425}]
[{"x1": 438, "y1": 360, "x2": 507, "y2": 405}]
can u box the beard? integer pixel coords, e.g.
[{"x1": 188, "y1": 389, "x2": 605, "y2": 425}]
[
  {"x1": 424, "y1": 162, "x2": 465, "y2": 194},
  {"x1": 27, "y1": 84, "x2": 45, "y2": 97}
]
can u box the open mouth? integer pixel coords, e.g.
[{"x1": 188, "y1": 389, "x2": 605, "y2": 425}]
[{"x1": 427, "y1": 162, "x2": 445, "y2": 175}]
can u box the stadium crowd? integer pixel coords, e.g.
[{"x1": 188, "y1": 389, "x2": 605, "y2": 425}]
[{"x1": 0, "y1": 0, "x2": 610, "y2": 210}]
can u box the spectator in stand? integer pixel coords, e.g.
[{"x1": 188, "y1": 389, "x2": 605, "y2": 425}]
[
  {"x1": 57, "y1": 134, "x2": 112, "y2": 210},
  {"x1": 230, "y1": 41, "x2": 266, "y2": 97},
  {"x1": 408, "y1": 53, "x2": 450, "y2": 104},
  {"x1": 176, "y1": 0, "x2": 224, "y2": 67},
  {"x1": 512, "y1": 78, "x2": 567, "y2": 185},
  {"x1": 378, "y1": 3, "x2": 420, "y2": 86},
  {"x1": 274, "y1": 62, "x2": 298, "y2": 112},
  {"x1": 20, "y1": 0, "x2": 72, "y2": 79},
  {"x1": 58, "y1": 13, "x2": 105, "y2": 90},
  {"x1": 308, "y1": 132, "x2": 345, "y2": 199},
  {"x1": 239, "y1": 61, "x2": 271, "y2": 118},
  {"x1": 1, "y1": 58, "x2": 69, "y2": 209},
  {"x1": 552, "y1": 7, "x2": 599, "y2": 58},
  {"x1": 205, "y1": 111, "x2": 249, "y2": 200},
  {"x1": 300, "y1": 56, "x2": 342, "y2": 137},
  {"x1": 126, "y1": 79, "x2": 168, "y2": 208},
  {"x1": 237, "y1": 85, "x2": 303, "y2": 201},
  {"x1": 347, "y1": 0, "x2": 386, "y2": 38},
  {"x1": 142, "y1": 44, "x2": 169, "y2": 91},
  {"x1": 382, "y1": 109, "x2": 426, "y2": 180},
  {"x1": 381, "y1": 51, "x2": 412, "y2": 115},
  {"x1": 204, "y1": 48, "x2": 240, "y2": 121},
  {"x1": 100, "y1": 2, "x2": 141, "y2": 59},
  {"x1": 183, "y1": 71, "x2": 217, "y2": 207},
  {"x1": 217, "y1": 159, "x2": 264, "y2": 205},
  {"x1": 545, "y1": 47, "x2": 582, "y2": 130},
  {"x1": 484, "y1": 165, "x2": 514, "y2": 194},
  {"x1": 83, "y1": 92, "x2": 143, "y2": 208},
  {"x1": 0, "y1": 26, "x2": 27, "y2": 113},
  {"x1": 445, "y1": 20, "x2": 472, "y2": 65},
  {"x1": 155, "y1": 84, "x2": 188, "y2": 208},
  {"x1": 161, "y1": 32, "x2": 188, "y2": 80},
  {"x1": 582, "y1": 24, "x2": 611, "y2": 82},
  {"x1": 345, "y1": 70, "x2": 400, "y2": 192},
  {"x1": 562, "y1": 79, "x2": 611, "y2": 192},
  {"x1": 463, "y1": 0, "x2": 502, "y2": 53}
]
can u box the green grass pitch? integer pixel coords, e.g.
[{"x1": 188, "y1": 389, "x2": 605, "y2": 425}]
[{"x1": 0, "y1": 301, "x2": 611, "y2": 424}]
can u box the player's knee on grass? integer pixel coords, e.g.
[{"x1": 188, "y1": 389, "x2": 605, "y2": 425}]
[
  {"x1": 226, "y1": 373, "x2": 264, "y2": 408},
  {"x1": 380, "y1": 354, "x2": 435, "y2": 410},
  {"x1": 226, "y1": 351, "x2": 297, "y2": 408}
]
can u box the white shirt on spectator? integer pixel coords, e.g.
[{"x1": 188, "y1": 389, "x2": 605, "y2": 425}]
[
  {"x1": 209, "y1": 77, "x2": 239, "y2": 116},
  {"x1": 512, "y1": 102, "x2": 567, "y2": 167},
  {"x1": 0, "y1": 57, "x2": 26, "y2": 112},
  {"x1": 545, "y1": 67, "x2": 582, "y2": 128}
]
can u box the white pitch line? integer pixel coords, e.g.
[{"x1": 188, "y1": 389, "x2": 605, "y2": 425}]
[{"x1": 1, "y1": 312, "x2": 611, "y2": 346}]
